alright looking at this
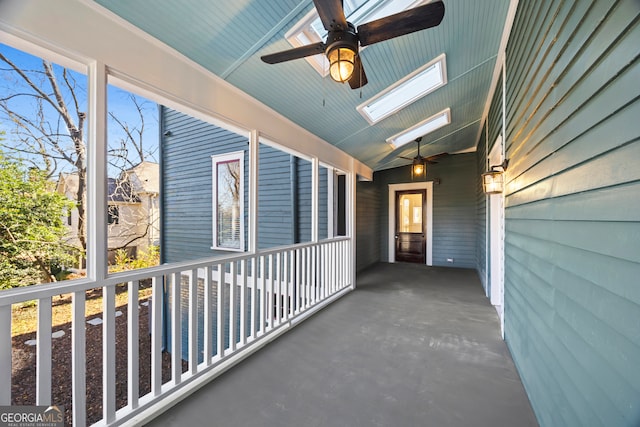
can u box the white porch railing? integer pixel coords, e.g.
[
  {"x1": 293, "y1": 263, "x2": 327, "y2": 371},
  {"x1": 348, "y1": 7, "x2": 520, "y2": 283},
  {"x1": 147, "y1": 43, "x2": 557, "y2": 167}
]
[{"x1": 0, "y1": 237, "x2": 352, "y2": 426}]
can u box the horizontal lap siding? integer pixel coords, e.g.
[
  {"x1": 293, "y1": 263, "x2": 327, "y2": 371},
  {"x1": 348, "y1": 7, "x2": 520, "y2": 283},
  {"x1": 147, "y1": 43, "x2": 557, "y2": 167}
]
[
  {"x1": 356, "y1": 180, "x2": 380, "y2": 271},
  {"x1": 503, "y1": 1, "x2": 640, "y2": 426},
  {"x1": 432, "y1": 153, "x2": 477, "y2": 267},
  {"x1": 161, "y1": 107, "x2": 249, "y2": 262},
  {"x1": 257, "y1": 145, "x2": 293, "y2": 248},
  {"x1": 295, "y1": 160, "x2": 329, "y2": 242},
  {"x1": 375, "y1": 153, "x2": 477, "y2": 267}
]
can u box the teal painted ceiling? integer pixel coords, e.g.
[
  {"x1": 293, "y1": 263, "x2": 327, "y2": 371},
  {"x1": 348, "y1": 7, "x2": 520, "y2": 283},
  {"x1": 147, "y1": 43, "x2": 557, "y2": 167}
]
[{"x1": 93, "y1": 0, "x2": 510, "y2": 171}]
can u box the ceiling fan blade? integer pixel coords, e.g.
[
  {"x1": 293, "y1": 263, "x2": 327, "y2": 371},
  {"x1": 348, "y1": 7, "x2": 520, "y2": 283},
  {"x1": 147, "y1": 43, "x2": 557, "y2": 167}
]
[
  {"x1": 348, "y1": 55, "x2": 368, "y2": 89},
  {"x1": 426, "y1": 152, "x2": 449, "y2": 163},
  {"x1": 398, "y1": 156, "x2": 414, "y2": 160},
  {"x1": 357, "y1": 1, "x2": 445, "y2": 46},
  {"x1": 261, "y1": 42, "x2": 325, "y2": 64},
  {"x1": 313, "y1": 0, "x2": 348, "y2": 31}
]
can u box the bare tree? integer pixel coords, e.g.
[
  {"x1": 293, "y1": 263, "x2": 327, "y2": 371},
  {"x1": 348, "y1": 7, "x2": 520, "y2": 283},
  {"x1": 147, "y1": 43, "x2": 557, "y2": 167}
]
[{"x1": 0, "y1": 51, "x2": 157, "y2": 264}]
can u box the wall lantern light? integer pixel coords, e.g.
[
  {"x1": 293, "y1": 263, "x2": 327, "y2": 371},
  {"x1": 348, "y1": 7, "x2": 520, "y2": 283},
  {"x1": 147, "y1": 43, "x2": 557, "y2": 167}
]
[{"x1": 482, "y1": 159, "x2": 509, "y2": 194}]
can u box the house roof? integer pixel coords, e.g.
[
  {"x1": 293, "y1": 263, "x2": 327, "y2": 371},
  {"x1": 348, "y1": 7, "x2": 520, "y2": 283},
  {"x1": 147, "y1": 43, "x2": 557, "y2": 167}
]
[
  {"x1": 107, "y1": 177, "x2": 140, "y2": 203},
  {"x1": 57, "y1": 173, "x2": 142, "y2": 203},
  {"x1": 124, "y1": 161, "x2": 159, "y2": 195}
]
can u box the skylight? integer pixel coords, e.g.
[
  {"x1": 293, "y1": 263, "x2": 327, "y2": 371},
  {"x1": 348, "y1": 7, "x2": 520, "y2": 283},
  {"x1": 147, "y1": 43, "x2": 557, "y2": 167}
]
[
  {"x1": 285, "y1": 0, "x2": 429, "y2": 76},
  {"x1": 357, "y1": 54, "x2": 447, "y2": 124},
  {"x1": 387, "y1": 108, "x2": 451, "y2": 149}
]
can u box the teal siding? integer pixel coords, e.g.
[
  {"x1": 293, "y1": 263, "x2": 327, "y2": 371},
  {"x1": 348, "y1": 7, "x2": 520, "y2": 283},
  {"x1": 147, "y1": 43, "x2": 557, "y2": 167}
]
[
  {"x1": 375, "y1": 153, "x2": 477, "y2": 268},
  {"x1": 432, "y1": 153, "x2": 477, "y2": 267},
  {"x1": 501, "y1": 1, "x2": 640, "y2": 426},
  {"x1": 487, "y1": 74, "x2": 503, "y2": 152},
  {"x1": 356, "y1": 180, "x2": 380, "y2": 271}
]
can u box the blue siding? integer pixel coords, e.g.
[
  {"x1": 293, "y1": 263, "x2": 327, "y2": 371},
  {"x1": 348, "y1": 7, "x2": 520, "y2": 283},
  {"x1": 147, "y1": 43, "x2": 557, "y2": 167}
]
[
  {"x1": 257, "y1": 144, "x2": 293, "y2": 248},
  {"x1": 499, "y1": 1, "x2": 640, "y2": 426},
  {"x1": 161, "y1": 107, "x2": 249, "y2": 263},
  {"x1": 161, "y1": 110, "x2": 333, "y2": 361}
]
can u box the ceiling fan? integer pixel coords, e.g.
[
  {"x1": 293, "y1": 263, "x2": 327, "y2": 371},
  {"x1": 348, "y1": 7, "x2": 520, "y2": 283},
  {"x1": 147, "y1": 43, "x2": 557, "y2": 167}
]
[
  {"x1": 400, "y1": 137, "x2": 448, "y2": 176},
  {"x1": 261, "y1": 0, "x2": 445, "y2": 89}
]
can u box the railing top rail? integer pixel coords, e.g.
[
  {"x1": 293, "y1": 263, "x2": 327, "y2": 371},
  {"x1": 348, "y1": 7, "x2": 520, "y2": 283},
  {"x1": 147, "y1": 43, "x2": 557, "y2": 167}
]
[{"x1": 0, "y1": 237, "x2": 351, "y2": 306}]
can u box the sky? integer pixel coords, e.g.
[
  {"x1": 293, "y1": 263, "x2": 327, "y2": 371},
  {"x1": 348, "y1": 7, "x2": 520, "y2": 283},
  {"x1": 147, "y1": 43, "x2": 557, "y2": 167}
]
[{"x1": 0, "y1": 42, "x2": 159, "y2": 178}]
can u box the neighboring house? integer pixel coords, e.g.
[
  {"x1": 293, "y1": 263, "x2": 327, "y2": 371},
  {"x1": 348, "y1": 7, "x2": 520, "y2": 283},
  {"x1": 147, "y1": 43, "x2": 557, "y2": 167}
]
[
  {"x1": 120, "y1": 161, "x2": 161, "y2": 251},
  {"x1": 57, "y1": 161, "x2": 159, "y2": 266}
]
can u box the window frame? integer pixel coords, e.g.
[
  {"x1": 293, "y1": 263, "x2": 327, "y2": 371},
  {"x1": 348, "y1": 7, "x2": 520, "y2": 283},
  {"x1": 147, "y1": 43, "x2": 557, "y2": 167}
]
[{"x1": 211, "y1": 150, "x2": 245, "y2": 252}]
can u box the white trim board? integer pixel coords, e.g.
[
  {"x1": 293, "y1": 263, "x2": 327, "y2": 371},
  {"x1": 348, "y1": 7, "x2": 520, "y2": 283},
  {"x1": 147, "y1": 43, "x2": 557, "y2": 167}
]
[{"x1": 388, "y1": 182, "x2": 433, "y2": 266}]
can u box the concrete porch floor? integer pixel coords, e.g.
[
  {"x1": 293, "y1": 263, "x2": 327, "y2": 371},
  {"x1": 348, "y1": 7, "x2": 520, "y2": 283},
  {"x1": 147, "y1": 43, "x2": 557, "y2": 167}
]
[{"x1": 145, "y1": 263, "x2": 538, "y2": 427}]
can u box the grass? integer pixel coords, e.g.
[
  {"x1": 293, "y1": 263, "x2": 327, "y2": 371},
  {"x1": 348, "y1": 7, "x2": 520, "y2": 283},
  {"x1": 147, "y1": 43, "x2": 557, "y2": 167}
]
[{"x1": 11, "y1": 283, "x2": 153, "y2": 337}]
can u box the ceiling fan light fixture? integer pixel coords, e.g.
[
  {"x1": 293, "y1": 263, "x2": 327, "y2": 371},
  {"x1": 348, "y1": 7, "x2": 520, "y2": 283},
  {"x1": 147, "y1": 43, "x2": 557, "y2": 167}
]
[
  {"x1": 412, "y1": 160, "x2": 425, "y2": 176},
  {"x1": 328, "y1": 46, "x2": 356, "y2": 82}
]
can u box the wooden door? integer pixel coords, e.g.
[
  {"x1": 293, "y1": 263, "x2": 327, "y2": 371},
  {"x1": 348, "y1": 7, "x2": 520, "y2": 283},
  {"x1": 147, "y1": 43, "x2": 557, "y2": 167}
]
[{"x1": 395, "y1": 190, "x2": 426, "y2": 263}]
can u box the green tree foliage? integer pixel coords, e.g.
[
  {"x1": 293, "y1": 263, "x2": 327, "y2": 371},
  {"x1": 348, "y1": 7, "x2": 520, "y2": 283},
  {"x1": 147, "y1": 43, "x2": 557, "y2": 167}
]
[{"x1": 0, "y1": 151, "x2": 79, "y2": 289}]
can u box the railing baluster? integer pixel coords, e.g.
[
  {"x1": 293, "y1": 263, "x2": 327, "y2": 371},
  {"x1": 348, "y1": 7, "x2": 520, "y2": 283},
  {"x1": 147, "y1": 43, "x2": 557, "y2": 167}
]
[
  {"x1": 171, "y1": 272, "x2": 182, "y2": 385},
  {"x1": 259, "y1": 256, "x2": 265, "y2": 336},
  {"x1": 302, "y1": 248, "x2": 306, "y2": 309},
  {"x1": 295, "y1": 249, "x2": 301, "y2": 314},
  {"x1": 275, "y1": 253, "x2": 281, "y2": 325},
  {"x1": 240, "y1": 259, "x2": 247, "y2": 346},
  {"x1": 36, "y1": 297, "x2": 52, "y2": 406},
  {"x1": 320, "y1": 245, "x2": 333, "y2": 300},
  {"x1": 151, "y1": 276, "x2": 163, "y2": 396},
  {"x1": 0, "y1": 305, "x2": 11, "y2": 405},
  {"x1": 204, "y1": 266, "x2": 213, "y2": 364},
  {"x1": 331, "y1": 242, "x2": 336, "y2": 294},
  {"x1": 338, "y1": 241, "x2": 342, "y2": 290},
  {"x1": 229, "y1": 262, "x2": 237, "y2": 352},
  {"x1": 0, "y1": 237, "x2": 353, "y2": 426},
  {"x1": 127, "y1": 280, "x2": 139, "y2": 410},
  {"x1": 250, "y1": 257, "x2": 257, "y2": 340},
  {"x1": 312, "y1": 246, "x2": 317, "y2": 304},
  {"x1": 216, "y1": 263, "x2": 225, "y2": 358},
  {"x1": 188, "y1": 269, "x2": 198, "y2": 375},
  {"x1": 282, "y1": 251, "x2": 293, "y2": 320},
  {"x1": 103, "y1": 285, "x2": 116, "y2": 423}
]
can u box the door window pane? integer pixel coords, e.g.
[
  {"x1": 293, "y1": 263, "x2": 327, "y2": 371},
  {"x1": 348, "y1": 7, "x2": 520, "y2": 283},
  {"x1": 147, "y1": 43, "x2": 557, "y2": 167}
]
[{"x1": 399, "y1": 193, "x2": 422, "y2": 233}]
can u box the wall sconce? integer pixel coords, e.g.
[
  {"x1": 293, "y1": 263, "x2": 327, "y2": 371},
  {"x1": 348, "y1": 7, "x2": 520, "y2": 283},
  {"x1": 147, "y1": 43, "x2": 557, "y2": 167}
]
[{"x1": 482, "y1": 159, "x2": 509, "y2": 194}]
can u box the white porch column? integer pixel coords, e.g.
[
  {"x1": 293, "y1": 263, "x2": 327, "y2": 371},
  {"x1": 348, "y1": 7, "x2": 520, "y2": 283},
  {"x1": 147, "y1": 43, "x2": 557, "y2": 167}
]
[
  {"x1": 249, "y1": 129, "x2": 259, "y2": 252},
  {"x1": 348, "y1": 159, "x2": 357, "y2": 289},
  {"x1": 87, "y1": 60, "x2": 108, "y2": 280}
]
